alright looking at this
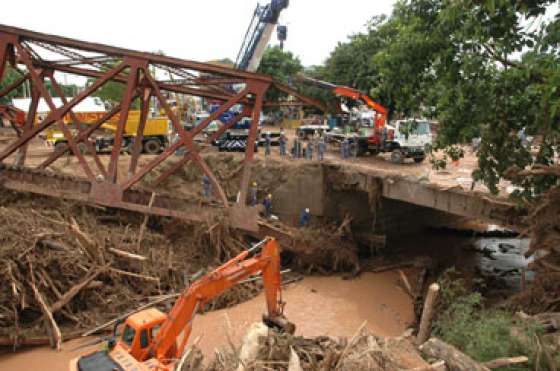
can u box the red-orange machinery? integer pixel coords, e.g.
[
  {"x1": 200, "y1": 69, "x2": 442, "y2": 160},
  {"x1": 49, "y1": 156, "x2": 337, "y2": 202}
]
[{"x1": 70, "y1": 237, "x2": 293, "y2": 371}]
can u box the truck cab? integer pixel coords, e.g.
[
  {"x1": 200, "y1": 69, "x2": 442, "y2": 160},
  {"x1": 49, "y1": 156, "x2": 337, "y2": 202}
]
[{"x1": 388, "y1": 119, "x2": 432, "y2": 163}]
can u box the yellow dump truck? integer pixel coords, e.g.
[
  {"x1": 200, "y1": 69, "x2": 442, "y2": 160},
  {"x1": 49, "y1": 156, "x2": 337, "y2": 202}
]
[{"x1": 46, "y1": 111, "x2": 171, "y2": 154}]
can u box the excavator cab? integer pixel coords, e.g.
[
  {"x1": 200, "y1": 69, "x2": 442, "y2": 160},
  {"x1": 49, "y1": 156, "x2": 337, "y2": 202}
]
[{"x1": 114, "y1": 308, "x2": 168, "y2": 362}]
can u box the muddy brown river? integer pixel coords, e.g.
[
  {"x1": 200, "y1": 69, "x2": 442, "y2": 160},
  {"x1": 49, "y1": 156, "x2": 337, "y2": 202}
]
[{"x1": 0, "y1": 272, "x2": 414, "y2": 371}]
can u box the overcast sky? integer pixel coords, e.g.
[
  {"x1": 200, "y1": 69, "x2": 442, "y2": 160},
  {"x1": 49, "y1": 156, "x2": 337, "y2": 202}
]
[{"x1": 0, "y1": 0, "x2": 396, "y2": 67}]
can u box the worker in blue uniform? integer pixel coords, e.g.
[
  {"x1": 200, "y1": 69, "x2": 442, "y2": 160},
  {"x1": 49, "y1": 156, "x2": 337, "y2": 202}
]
[
  {"x1": 279, "y1": 131, "x2": 287, "y2": 157},
  {"x1": 250, "y1": 181, "x2": 258, "y2": 206},
  {"x1": 263, "y1": 193, "x2": 273, "y2": 217},
  {"x1": 317, "y1": 137, "x2": 326, "y2": 161},
  {"x1": 265, "y1": 133, "x2": 271, "y2": 157},
  {"x1": 202, "y1": 174, "x2": 211, "y2": 198},
  {"x1": 300, "y1": 208, "x2": 310, "y2": 227}
]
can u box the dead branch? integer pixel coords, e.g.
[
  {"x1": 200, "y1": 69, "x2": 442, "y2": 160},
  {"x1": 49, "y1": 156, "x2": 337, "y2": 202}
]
[
  {"x1": 398, "y1": 269, "x2": 414, "y2": 297},
  {"x1": 30, "y1": 275, "x2": 62, "y2": 351},
  {"x1": 483, "y1": 356, "x2": 528, "y2": 369},
  {"x1": 419, "y1": 338, "x2": 490, "y2": 371},
  {"x1": 50, "y1": 267, "x2": 103, "y2": 314},
  {"x1": 108, "y1": 247, "x2": 147, "y2": 262},
  {"x1": 109, "y1": 267, "x2": 159, "y2": 282},
  {"x1": 136, "y1": 192, "x2": 156, "y2": 249}
]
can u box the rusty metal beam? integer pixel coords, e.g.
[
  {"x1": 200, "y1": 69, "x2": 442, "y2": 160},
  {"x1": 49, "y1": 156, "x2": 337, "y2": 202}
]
[
  {"x1": 107, "y1": 60, "x2": 140, "y2": 182},
  {"x1": 0, "y1": 24, "x2": 275, "y2": 82},
  {"x1": 0, "y1": 72, "x2": 28, "y2": 97},
  {"x1": 143, "y1": 69, "x2": 230, "y2": 206},
  {"x1": 238, "y1": 81, "x2": 268, "y2": 206},
  {"x1": 0, "y1": 24, "x2": 324, "y2": 232},
  {"x1": 38, "y1": 101, "x2": 128, "y2": 169},
  {"x1": 17, "y1": 43, "x2": 95, "y2": 180},
  {"x1": 48, "y1": 72, "x2": 107, "y2": 178},
  {"x1": 128, "y1": 86, "x2": 151, "y2": 176},
  {"x1": 14, "y1": 80, "x2": 40, "y2": 167},
  {"x1": 0, "y1": 61, "x2": 125, "y2": 163}
]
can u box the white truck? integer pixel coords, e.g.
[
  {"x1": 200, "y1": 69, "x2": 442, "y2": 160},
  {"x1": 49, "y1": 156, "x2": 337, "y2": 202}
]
[
  {"x1": 383, "y1": 119, "x2": 433, "y2": 163},
  {"x1": 326, "y1": 119, "x2": 433, "y2": 164}
]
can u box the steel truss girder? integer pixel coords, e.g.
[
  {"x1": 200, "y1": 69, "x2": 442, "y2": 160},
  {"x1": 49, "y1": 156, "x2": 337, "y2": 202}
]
[{"x1": 0, "y1": 24, "x2": 324, "y2": 231}]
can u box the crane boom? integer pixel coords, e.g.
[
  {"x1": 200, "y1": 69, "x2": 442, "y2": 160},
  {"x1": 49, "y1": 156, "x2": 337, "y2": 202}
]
[
  {"x1": 235, "y1": 0, "x2": 289, "y2": 72},
  {"x1": 296, "y1": 74, "x2": 388, "y2": 128}
]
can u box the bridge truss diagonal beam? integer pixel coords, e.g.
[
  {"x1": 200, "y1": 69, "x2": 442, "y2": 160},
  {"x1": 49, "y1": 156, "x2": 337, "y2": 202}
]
[{"x1": 0, "y1": 24, "x2": 324, "y2": 231}]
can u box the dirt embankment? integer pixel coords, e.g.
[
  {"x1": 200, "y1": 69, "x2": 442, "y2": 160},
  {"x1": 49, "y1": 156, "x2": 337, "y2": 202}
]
[{"x1": 142, "y1": 153, "x2": 313, "y2": 202}]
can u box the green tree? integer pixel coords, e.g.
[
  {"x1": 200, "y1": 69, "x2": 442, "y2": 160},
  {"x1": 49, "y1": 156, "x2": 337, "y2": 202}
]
[
  {"x1": 359, "y1": 0, "x2": 559, "y2": 196},
  {"x1": 0, "y1": 66, "x2": 26, "y2": 104},
  {"x1": 257, "y1": 46, "x2": 303, "y2": 103},
  {"x1": 258, "y1": 46, "x2": 302, "y2": 84},
  {"x1": 86, "y1": 64, "x2": 140, "y2": 109}
]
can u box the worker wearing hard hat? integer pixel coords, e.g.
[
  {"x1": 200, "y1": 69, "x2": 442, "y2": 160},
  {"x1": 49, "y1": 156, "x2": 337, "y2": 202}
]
[
  {"x1": 250, "y1": 181, "x2": 258, "y2": 206},
  {"x1": 263, "y1": 193, "x2": 273, "y2": 217}
]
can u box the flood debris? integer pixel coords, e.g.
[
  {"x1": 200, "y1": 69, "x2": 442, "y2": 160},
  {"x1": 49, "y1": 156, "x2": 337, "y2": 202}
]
[
  {"x1": 289, "y1": 223, "x2": 360, "y2": 274},
  {"x1": 503, "y1": 186, "x2": 560, "y2": 314},
  {"x1": 179, "y1": 324, "x2": 430, "y2": 371},
  {"x1": 0, "y1": 191, "x2": 260, "y2": 347}
]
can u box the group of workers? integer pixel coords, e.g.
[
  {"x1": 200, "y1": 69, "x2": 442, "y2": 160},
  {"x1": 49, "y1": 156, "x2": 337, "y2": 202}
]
[
  {"x1": 249, "y1": 181, "x2": 310, "y2": 226},
  {"x1": 201, "y1": 177, "x2": 311, "y2": 227},
  {"x1": 262, "y1": 131, "x2": 327, "y2": 161},
  {"x1": 340, "y1": 136, "x2": 359, "y2": 159}
]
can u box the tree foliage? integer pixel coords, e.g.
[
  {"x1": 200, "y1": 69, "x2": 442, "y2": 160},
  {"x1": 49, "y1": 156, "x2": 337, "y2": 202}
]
[
  {"x1": 257, "y1": 46, "x2": 303, "y2": 103},
  {"x1": 0, "y1": 67, "x2": 26, "y2": 104},
  {"x1": 0, "y1": 66, "x2": 79, "y2": 104},
  {"x1": 296, "y1": 0, "x2": 560, "y2": 196}
]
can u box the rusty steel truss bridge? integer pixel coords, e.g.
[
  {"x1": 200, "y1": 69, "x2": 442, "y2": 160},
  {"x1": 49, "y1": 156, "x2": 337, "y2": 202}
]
[{"x1": 0, "y1": 24, "x2": 325, "y2": 232}]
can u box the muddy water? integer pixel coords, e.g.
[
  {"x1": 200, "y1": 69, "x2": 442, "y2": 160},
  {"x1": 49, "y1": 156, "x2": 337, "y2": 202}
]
[{"x1": 0, "y1": 272, "x2": 413, "y2": 371}]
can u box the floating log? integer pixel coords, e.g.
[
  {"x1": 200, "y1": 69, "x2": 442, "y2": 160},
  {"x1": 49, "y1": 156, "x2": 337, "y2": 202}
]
[{"x1": 398, "y1": 269, "x2": 414, "y2": 297}]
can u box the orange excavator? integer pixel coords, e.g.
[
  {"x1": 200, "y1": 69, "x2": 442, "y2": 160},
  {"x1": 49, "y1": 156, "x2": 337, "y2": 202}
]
[{"x1": 70, "y1": 237, "x2": 294, "y2": 371}]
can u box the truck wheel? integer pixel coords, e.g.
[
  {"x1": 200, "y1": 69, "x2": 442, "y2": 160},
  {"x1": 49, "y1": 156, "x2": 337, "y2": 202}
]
[
  {"x1": 391, "y1": 150, "x2": 404, "y2": 164},
  {"x1": 54, "y1": 141, "x2": 68, "y2": 152},
  {"x1": 414, "y1": 156, "x2": 425, "y2": 163},
  {"x1": 143, "y1": 139, "x2": 161, "y2": 154}
]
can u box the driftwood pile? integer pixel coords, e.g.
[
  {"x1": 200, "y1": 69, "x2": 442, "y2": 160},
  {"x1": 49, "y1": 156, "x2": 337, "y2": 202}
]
[
  {"x1": 288, "y1": 216, "x2": 361, "y2": 275},
  {"x1": 0, "y1": 191, "x2": 256, "y2": 348},
  {"x1": 184, "y1": 326, "x2": 428, "y2": 371}
]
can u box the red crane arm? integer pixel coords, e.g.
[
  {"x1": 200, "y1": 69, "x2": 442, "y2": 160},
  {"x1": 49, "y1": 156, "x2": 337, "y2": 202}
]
[
  {"x1": 151, "y1": 238, "x2": 285, "y2": 361},
  {"x1": 296, "y1": 75, "x2": 388, "y2": 127}
]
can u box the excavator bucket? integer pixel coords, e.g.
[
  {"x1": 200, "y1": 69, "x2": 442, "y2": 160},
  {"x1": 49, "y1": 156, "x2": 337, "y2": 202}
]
[{"x1": 263, "y1": 314, "x2": 296, "y2": 335}]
